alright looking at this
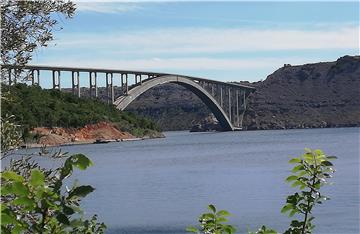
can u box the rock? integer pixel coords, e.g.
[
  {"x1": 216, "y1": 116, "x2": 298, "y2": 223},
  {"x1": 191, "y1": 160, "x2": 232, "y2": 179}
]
[
  {"x1": 190, "y1": 114, "x2": 223, "y2": 132},
  {"x1": 31, "y1": 122, "x2": 136, "y2": 146}
]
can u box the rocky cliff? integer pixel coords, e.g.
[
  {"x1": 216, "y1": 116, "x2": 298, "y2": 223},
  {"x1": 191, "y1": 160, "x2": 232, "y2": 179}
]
[
  {"x1": 126, "y1": 55, "x2": 360, "y2": 131},
  {"x1": 244, "y1": 55, "x2": 360, "y2": 129}
]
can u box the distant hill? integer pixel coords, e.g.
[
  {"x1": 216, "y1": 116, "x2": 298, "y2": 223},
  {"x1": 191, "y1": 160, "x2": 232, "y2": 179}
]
[
  {"x1": 125, "y1": 55, "x2": 360, "y2": 130},
  {"x1": 244, "y1": 55, "x2": 360, "y2": 129}
]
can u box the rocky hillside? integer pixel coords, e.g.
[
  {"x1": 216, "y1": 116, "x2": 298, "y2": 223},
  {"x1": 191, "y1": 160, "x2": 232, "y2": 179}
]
[
  {"x1": 244, "y1": 55, "x2": 360, "y2": 129},
  {"x1": 126, "y1": 55, "x2": 360, "y2": 130}
]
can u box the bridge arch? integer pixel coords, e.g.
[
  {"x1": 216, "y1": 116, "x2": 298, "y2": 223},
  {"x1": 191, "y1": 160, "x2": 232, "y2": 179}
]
[{"x1": 114, "y1": 75, "x2": 234, "y2": 131}]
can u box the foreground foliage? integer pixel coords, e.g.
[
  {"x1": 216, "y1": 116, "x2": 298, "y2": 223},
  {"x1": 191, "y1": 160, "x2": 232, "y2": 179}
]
[
  {"x1": 187, "y1": 204, "x2": 236, "y2": 234},
  {"x1": 1, "y1": 0, "x2": 75, "y2": 67},
  {"x1": 1, "y1": 84, "x2": 160, "y2": 138},
  {"x1": 1, "y1": 152, "x2": 106, "y2": 233},
  {"x1": 188, "y1": 148, "x2": 336, "y2": 234}
]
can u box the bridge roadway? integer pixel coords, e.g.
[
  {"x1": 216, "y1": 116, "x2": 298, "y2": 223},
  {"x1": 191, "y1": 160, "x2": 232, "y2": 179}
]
[{"x1": 1, "y1": 65, "x2": 256, "y2": 131}]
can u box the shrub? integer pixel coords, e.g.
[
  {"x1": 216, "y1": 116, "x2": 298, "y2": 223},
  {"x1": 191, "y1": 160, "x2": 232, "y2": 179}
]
[
  {"x1": 1, "y1": 153, "x2": 106, "y2": 233},
  {"x1": 188, "y1": 148, "x2": 336, "y2": 234}
]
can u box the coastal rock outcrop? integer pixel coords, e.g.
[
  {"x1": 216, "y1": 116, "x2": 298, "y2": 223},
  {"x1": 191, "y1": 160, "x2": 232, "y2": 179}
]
[{"x1": 31, "y1": 122, "x2": 136, "y2": 146}]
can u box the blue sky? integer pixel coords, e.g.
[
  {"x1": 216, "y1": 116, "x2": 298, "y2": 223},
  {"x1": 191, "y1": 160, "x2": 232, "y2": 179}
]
[{"x1": 31, "y1": 1, "x2": 359, "y2": 85}]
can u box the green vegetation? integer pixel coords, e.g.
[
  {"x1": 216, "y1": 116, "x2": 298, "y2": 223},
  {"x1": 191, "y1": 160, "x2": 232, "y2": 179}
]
[
  {"x1": 1, "y1": 1, "x2": 107, "y2": 233},
  {"x1": 187, "y1": 149, "x2": 336, "y2": 234},
  {"x1": 187, "y1": 204, "x2": 236, "y2": 234},
  {"x1": 1, "y1": 84, "x2": 160, "y2": 137},
  {"x1": 1, "y1": 152, "x2": 106, "y2": 233}
]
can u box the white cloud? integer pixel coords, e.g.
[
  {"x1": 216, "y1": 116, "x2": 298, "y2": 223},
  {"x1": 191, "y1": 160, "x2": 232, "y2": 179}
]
[
  {"x1": 75, "y1": 2, "x2": 142, "y2": 13},
  {"x1": 53, "y1": 26, "x2": 359, "y2": 54}
]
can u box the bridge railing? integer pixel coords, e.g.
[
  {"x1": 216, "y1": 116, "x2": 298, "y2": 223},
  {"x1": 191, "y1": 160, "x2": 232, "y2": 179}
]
[{"x1": 1, "y1": 64, "x2": 170, "y2": 103}]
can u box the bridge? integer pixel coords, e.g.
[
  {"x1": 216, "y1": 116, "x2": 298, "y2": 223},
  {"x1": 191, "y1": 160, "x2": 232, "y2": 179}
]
[{"x1": 1, "y1": 65, "x2": 255, "y2": 131}]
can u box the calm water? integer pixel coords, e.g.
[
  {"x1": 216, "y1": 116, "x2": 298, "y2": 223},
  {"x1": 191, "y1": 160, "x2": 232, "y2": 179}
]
[{"x1": 7, "y1": 128, "x2": 360, "y2": 234}]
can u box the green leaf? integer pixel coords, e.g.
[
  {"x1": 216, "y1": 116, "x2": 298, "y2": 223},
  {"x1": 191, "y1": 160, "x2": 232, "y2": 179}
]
[
  {"x1": 186, "y1": 226, "x2": 199, "y2": 233},
  {"x1": 304, "y1": 153, "x2": 314, "y2": 161},
  {"x1": 13, "y1": 197, "x2": 35, "y2": 208},
  {"x1": 304, "y1": 148, "x2": 312, "y2": 153},
  {"x1": 1, "y1": 212, "x2": 16, "y2": 225},
  {"x1": 11, "y1": 182, "x2": 29, "y2": 196},
  {"x1": 1, "y1": 171, "x2": 24, "y2": 182},
  {"x1": 292, "y1": 165, "x2": 304, "y2": 173},
  {"x1": 314, "y1": 149, "x2": 324, "y2": 156},
  {"x1": 216, "y1": 210, "x2": 230, "y2": 216},
  {"x1": 281, "y1": 204, "x2": 293, "y2": 213},
  {"x1": 68, "y1": 185, "x2": 95, "y2": 199},
  {"x1": 289, "y1": 158, "x2": 301, "y2": 164},
  {"x1": 289, "y1": 209, "x2": 298, "y2": 217},
  {"x1": 30, "y1": 169, "x2": 45, "y2": 187},
  {"x1": 63, "y1": 206, "x2": 75, "y2": 215},
  {"x1": 61, "y1": 154, "x2": 93, "y2": 179},
  {"x1": 224, "y1": 225, "x2": 236, "y2": 234},
  {"x1": 326, "y1": 156, "x2": 337, "y2": 160},
  {"x1": 12, "y1": 225, "x2": 26, "y2": 234},
  {"x1": 291, "y1": 180, "x2": 305, "y2": 188},
  {"x1": 201, "y1": 213, "x2": 215, "y2": 219},
  {"x1": 321, "y1": 161, "x2": 333, "y2": 166},
  {"x1": 285, "y1": 175, "x2": 298, "y2": 183},
  {"x1": 208, "y1": 204, "x2": 216, "y2": 213},
  {"x1": 56, "y1": 213, "x2": 70, "y2": 225},
  {"x1": 217, "y1": 217, "x2": 229, "y2": 223},
  {"x1": 69, "y1": 154, "x2": 93, "y2": 170}
]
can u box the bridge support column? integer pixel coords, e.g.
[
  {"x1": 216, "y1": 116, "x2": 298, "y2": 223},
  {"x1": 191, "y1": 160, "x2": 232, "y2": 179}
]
[
  {"x1": 106, "y1": 73, "x2": 114, "y2": 103},
  {"x1": 238, "y1": 90, "x2": 247, "y2": 129},
  {"x1": 236, "y1": 90, "x2": 239, "y2": 127},
  {"x1": 52, "y1": 70, "x2": 61, "y2": 90},
  {"x1": 31, "y1": 69, "x2": 40, "y2": 86},
  {"x1": 220, "y1": 86, "x2": 223, "y2": 107},
  {"x1": 72, "y1": 71, "x2": 80, "y2": 97},
  {"x1": 121, "y1": 73, "x2": 129, "y2": 95},
  {"x1": 125, "y1": 74, "x2": 129, "y2": 94},
  {"x1": 228, "y1": 88, "x2": 231, "y2": 122},
  {"x1": 89, "y1": 72, "x2": 97, "y2": 97},
  {"x1": 243, "y1": 90, "x2": 247, "y2": 110}
]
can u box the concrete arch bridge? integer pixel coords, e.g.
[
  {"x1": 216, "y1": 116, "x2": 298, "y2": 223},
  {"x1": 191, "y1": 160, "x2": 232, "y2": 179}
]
[{"x1": 2, "y1": 65, "x2": 255, "y2": 131}]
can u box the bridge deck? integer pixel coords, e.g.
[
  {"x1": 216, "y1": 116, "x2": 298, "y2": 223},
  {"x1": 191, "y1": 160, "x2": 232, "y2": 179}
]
[{"x1": 1, "y1": 64, "x2": 256, "y2": 90}]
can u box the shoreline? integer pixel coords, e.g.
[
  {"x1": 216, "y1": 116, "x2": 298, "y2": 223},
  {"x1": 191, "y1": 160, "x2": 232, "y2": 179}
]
[{"x1": 21, "y1": 136, "x2": 163, "y2": 149}]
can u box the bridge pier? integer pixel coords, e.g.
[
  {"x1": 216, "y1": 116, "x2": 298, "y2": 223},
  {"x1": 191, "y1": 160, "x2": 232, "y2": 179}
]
[
  {"x1": 89, "y1": 71, "x2": 98, "y2": 97},
  {"x1": 31, "y1": 69, "x2": 40, "y2": 86},
  {"x1": 121, "y1": 73, "x2": 128, "y2": 95},
  {"x1": 106, "y1": 72, "x2": 114, "y2": 103},
  {"x1": 220, "y1": 86, "x2": 223, "y2": 107},
  {"x1": 228, "y1": 88, "x2": 231, "y2": 122},
  {"x1": 72, "y1": 71, "x2": 80, "y2": 97},
  {"x1": 236, "y1": 90, "x2": 239, "y2": 127},
  {"x1": 52, "y1": 70, "x2": 61, "y2": 90}
]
